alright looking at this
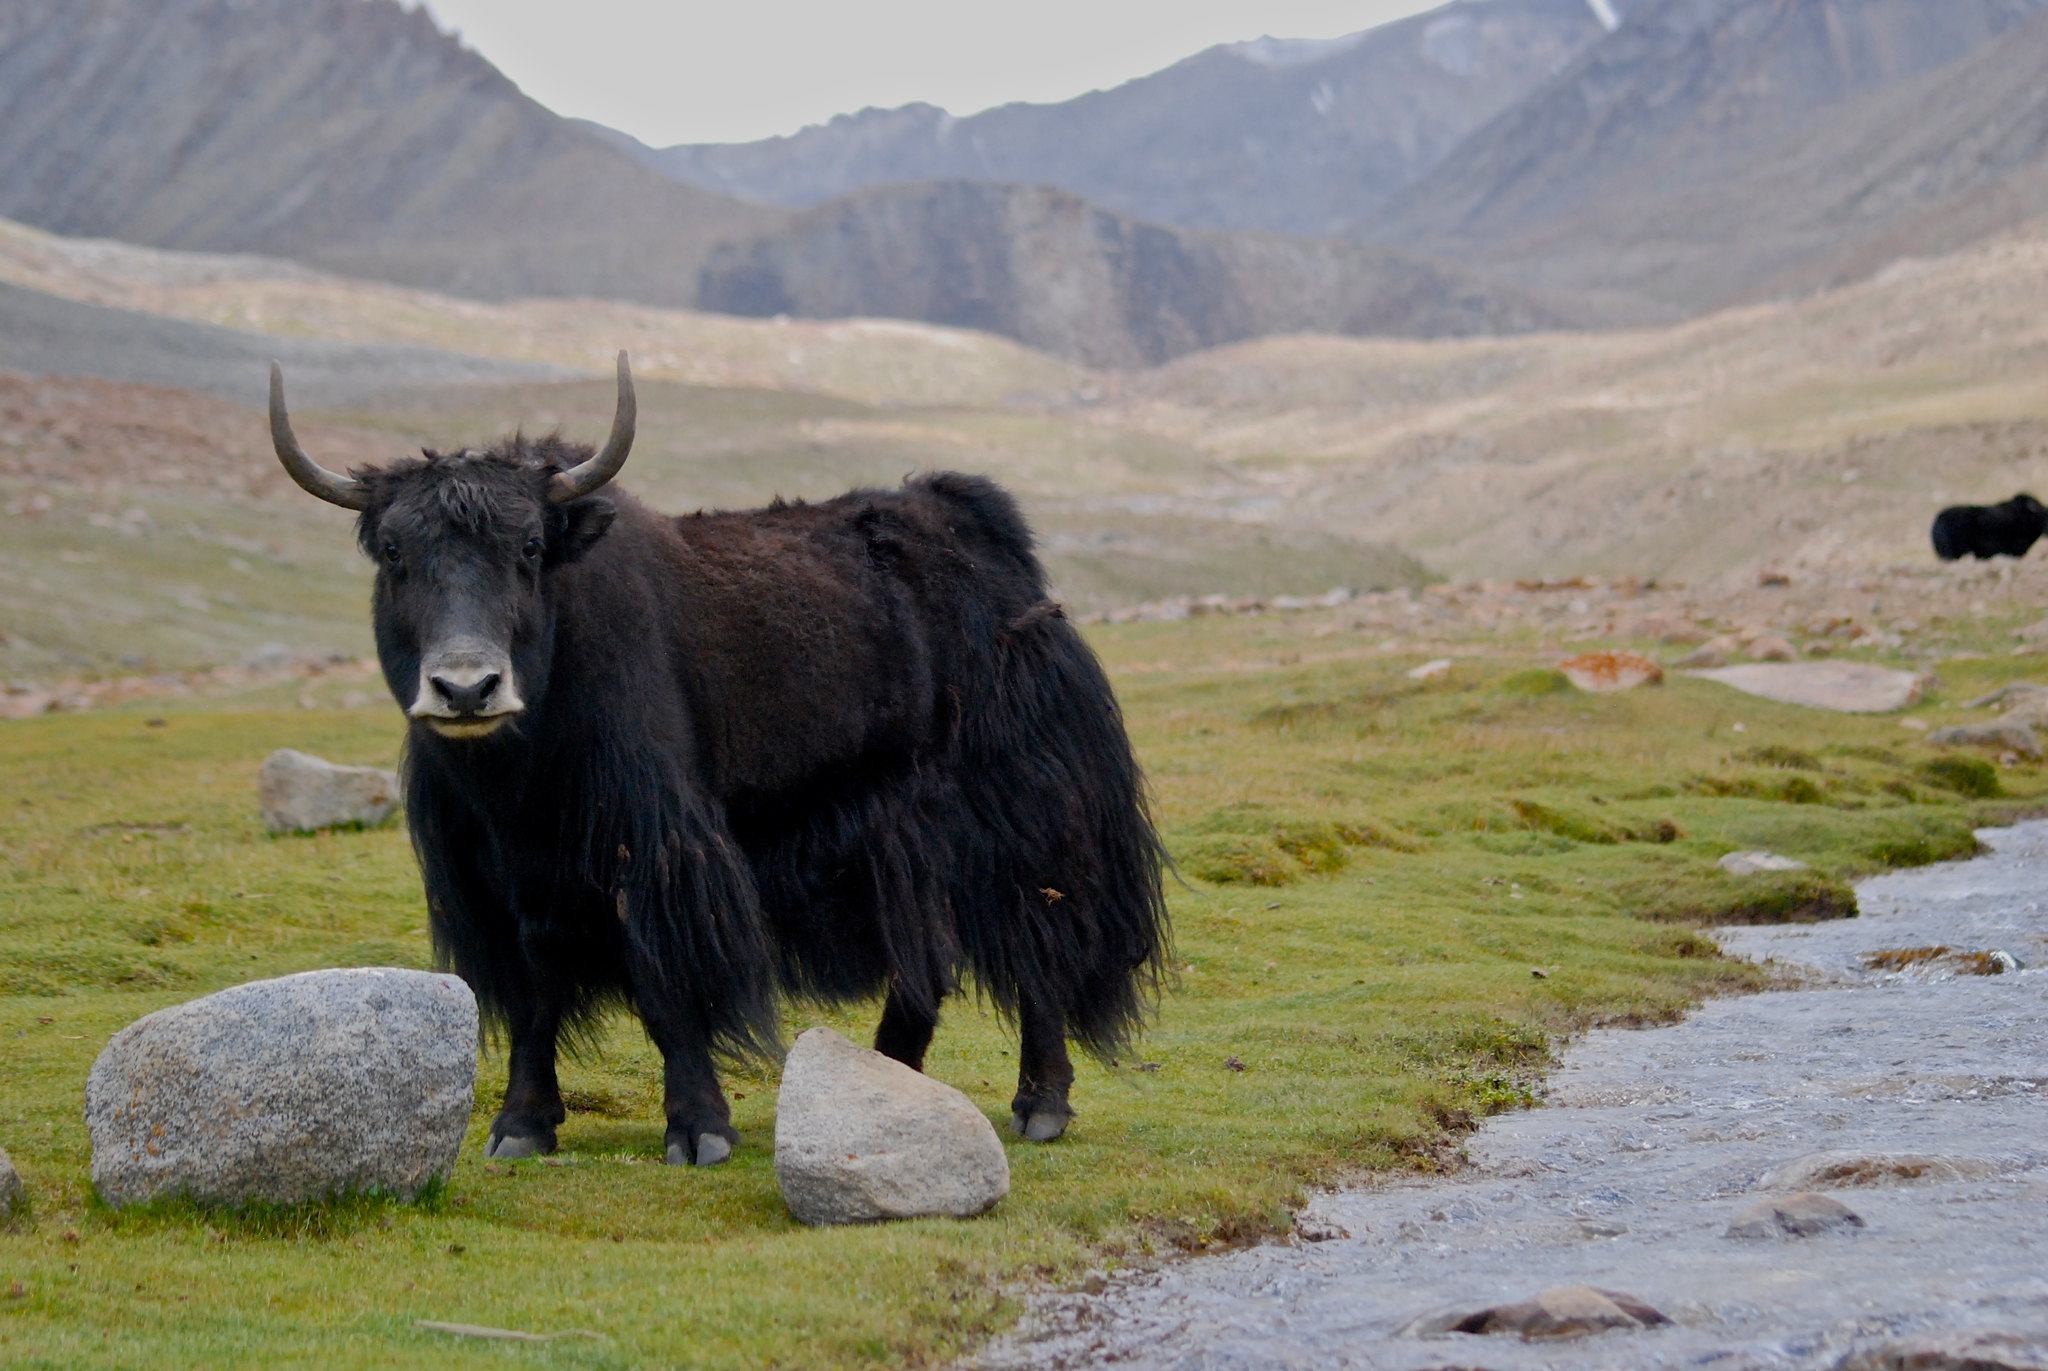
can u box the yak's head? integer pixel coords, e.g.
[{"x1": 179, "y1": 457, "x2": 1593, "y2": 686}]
[{"x1": 268, "y1": 353, "x2": 635, "y2": 741}]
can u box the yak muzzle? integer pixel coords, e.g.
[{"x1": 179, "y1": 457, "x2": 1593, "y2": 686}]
[{"x1": 409, "y1": 645, "x2": 525, "y2": 738}]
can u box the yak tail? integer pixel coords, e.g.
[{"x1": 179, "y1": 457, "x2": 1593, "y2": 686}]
[{"x1": 952, "y1": 608, "x2": 1172, "y2": 1060}]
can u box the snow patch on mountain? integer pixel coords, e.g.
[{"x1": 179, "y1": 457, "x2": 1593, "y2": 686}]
[
  {"x1": 1228, "y1": 32, "x2": 1368, "y2": 69},
  {"x1": 1585, "y1": 0, "x2": 1621, "y2": 30}
]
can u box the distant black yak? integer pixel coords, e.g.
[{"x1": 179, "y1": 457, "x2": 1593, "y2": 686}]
[
  {"x1": 266, "y1": 354, "x2": 1168, "y2": 1165},
  {"x1": 1931, "y1": 493, "x2": 2048, "y2": 560}
]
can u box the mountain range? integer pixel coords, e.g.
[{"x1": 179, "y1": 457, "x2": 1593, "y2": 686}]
[
  {"x1": 591, "y1": 0, "x2": 1629, "y2": 239},
  {"x1": 2, "y1": 0, "x2": 2048, "y2": 363}
]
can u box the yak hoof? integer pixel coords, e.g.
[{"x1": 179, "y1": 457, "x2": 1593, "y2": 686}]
[
  {"x1": 665, "y1": 1134, "x2": 733, "y2": 1167},
  {"x1": 1012, "y1": 1110, "x2": 1070, "y2": 1143},
  {"x1": 485, "y1": 1132, "x2": 547, "y2": 1161}
]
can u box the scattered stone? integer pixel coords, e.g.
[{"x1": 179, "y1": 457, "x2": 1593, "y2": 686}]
[
  {"x1": 1692, "y1": 661, "x2": 1930, "y2": 713},
  {"x1": 1926, "y1": 722, "x2": 2043, "y2": 757},
  {"x1": 773, "y1": 1027, "x2": 1009, "y2": 1226},
  {"x1": 1671, "y1": 643, "x2": 1731, "y2": 669},
  {"x1": 258, "y1": 748, "x2": 399, "y2": 834},
  {"x1": 1719, "y1": 851, "x2": 1809, "y2": 875},
  {"x1": 1900, "y1": 717, "x2": 1932, "y2": 731},
  {"x1": 1763, "y1": 1151, "x2": 1995, "y2": 1191},
  {"x1": 1411, "y1": 1285, "x2": 1672, "y2": 1340},
  {"x1": 1293, "y1": 1214, "x2": 1350, "y2": 1243},
  {"x1": 0, "y1": 1146, "x2": 21, "y2": 1216},
  {"x1": 1407, "y1": 658, "x2": 1453, "y2": 680},
  {"x1": 1835, "y1": 1329, "x2": 2048, "y2": 1371},
  {"x1": 1862, "y1": 946, "x2": 2026, "y2": 977},
  {"x1": 1725, "y1": 1192, "x2": 1865, "y2": 1239},
  {"x1": 1748, "y1": 635, "x2": 1799, "y2": 661},
  {"x1": 0, "y1": 691, "x2": 54, "y2": 720},
  {"x1": 1962, "y1": 682, "x2": 2048, "y2": 710},
  {"x1": 1558, "y1": 651, "x2": 1664, "y2": 692},
  {"x1": 87, "y1": 968, "x2": 476, "y2": 1207}
]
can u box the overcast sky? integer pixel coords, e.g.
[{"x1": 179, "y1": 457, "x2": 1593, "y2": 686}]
[{"x1": 415, "y1": 1, "x2": 1447, "y2": 147}]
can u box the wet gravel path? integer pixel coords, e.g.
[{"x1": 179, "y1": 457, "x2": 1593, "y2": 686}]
[{"x1": 978, "y1": 823, "x2": 2048, "y2": 1370}]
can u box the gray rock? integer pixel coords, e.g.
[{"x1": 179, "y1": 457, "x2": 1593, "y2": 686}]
[
  {"x1": 0, "y1": 1146, "x2": 22, "y2": 1216},
  {"x1": 1835, "y1": 1329, "x2": 2048, "y2": 1371},
  {"x1": 1926, "y1": 722, "x2": 2042, "y2": 757},
  {"x1": 1763, "y1": 1150, "x2": 1994, "y2": 1191},
  {"x1": 258, "y1": 748, "x2": 400, "y2": 834},
  {"x1": 1691, "y1": 661, "x2": 1931, "y2": 713},
  {"x1": 774, "y1": 1027, "x2": 1009, "y2": 1225},
  {"x1": 1409, "y1": 1284, "x2": 1672, "y2": 1340},
  {"x1": 1719, "y1": 850, "x2": 1809, "y2": 875},
  {"x1": 87, "y1": 968, "x2": 476, "y2": 1207},
  {"x1": 1725, "y1": 1191, "x2": 1864, "y2": 1239}
]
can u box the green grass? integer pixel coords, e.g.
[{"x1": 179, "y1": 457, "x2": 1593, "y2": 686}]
[{"x1": 2, "y1": 618, "x2": 2040, "y2": 1368}]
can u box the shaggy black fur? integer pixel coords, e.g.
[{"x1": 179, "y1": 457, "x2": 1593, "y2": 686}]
[
  {"x1": 1931, "y1": 493, "x2": 2048, "y2": 560},
  {"x1": 346, "y1": 434, "x2": 1168, "y2": 1163}
]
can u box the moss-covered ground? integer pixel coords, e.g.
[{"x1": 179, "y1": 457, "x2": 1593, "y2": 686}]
[{"x1": 2, "y1": 616, "x2": 2042, "y2": 1368}]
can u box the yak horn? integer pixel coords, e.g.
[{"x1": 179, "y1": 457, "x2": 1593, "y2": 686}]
[
  {"x1": 549, "y1": 351, "x2": 636, "y2": 503},
  {"x1": 268, "y1": 362, "x2": 369, "y2": 510}
]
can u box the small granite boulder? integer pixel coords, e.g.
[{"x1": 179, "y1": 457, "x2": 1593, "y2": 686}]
[
  {"x1": 1411, "y1": 1285, "x2": 1672, "y2": 1340},
  {"x1": 259, "y1": 748, "x2": 399, "y2": 834},
  {"x1": 1558, "y1": 651, "x2": 1663, "y2": 692},
  {"x1": 1763, "y1": 1151, "x2": 1993, "y2": 1191},
  {"x1": 88, "y1": 968, "x2": 476, "y2": 1207},
  {"x1": 774, "y1": 1027, "x2": 1009, "y2": 1225},
  {"x1": 1926, "y1": 722, "x2": 2042, "y2": 758},
  {"x1": 1726, "y1": 1192, "x2": 1865, "y2": 1239},
  {"x1": 1719, "y1": 851, "x2": 1809, "y2": 875},
  {"x1": 1835, "y1": 1329, "x2": 2048, "y2": 1371},
  {"x1": 0, "y1": 1146, "x2": 22, "y2": 1216}
]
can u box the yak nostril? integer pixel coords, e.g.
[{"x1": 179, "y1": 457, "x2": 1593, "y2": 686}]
[{"x1": 430, "y1": 673, "x2": 499, "y2": 714}]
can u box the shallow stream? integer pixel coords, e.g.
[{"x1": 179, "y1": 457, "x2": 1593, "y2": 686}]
[{"x1": 978, "y1": 823, "x2": 2048, "y2": 1370}]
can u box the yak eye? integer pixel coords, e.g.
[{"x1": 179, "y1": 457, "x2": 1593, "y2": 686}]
[
  {"x1": 381, "y1": 542, "x2": 402, "y2": 566},
  {"x1": 522, "y1": 537, "x2": 544, "y2": 562}
]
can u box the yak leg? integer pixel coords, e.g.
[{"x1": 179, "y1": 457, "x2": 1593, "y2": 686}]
[
  {"x1": 873, "y1": 983, "x2": 940, "y2": 1070},
  {"x1": 639, "y1": 1000, "x2": 737, "y2": 1167},
  {"x1": 1011, "y1": 996, "x2": 1076, "y2": 1142},
  {"x1": 487, "y1": 996, "x2": 566, "y2": 1160}
]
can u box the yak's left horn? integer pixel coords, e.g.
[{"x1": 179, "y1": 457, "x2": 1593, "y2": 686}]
[
  {"x1": 268, "y1": 362, "x2": 369, "y2": 510},
  {"x1": 549, "y1": 351, "x2": 636, "y2": 503}
]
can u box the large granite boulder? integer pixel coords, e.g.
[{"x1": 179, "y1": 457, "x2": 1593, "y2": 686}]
[
  {"x1": 87, "y1": 968, "x2": 476, "y2": 1207},
  {"x1": 774, "y1": 1027, "x2": 1009, "y2": 1225},
  {"x1": 259, "y1": 749, "x2": 399, "y2": 834}
]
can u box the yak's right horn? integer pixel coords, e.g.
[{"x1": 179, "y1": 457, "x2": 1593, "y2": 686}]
[{"x1": 268, "y1": 362, "x2": 369, "y2": 510}]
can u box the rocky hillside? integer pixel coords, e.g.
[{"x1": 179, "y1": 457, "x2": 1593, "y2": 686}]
[
  {"x1": 1365, "y1": 0, "x2": 2048, "y2": 311},
  {"x1": 697, "y1": 182, "x2": 1588, "y2": 369},
  {"x1": 0, "y1": 0, "x2": 784, "y2": 305},
  {"x1": 596, "y1": 0, "x2": 1627, "y2": 239}
]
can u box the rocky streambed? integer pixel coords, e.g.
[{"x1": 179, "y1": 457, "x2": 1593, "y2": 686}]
[{"x1": 979, "y1": 824, "x2": 2048, "y2": 1371}]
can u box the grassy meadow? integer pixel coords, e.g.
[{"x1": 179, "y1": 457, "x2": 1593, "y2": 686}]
[{"x1": 2, "y1": 614, "x2": 2043, "y2": 1368}]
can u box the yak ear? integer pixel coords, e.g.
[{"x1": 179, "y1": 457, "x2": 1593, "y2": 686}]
[{"x1": 553, "y1": 497, "x2": 616, "y2": 565}]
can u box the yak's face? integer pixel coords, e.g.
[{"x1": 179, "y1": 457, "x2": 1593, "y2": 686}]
[
  {"x1": 356, "y1": 447, "x2": 616, "y2": 740},
  {"x1": 265, "y1": 351, "x2": 636, "y2": 744}
]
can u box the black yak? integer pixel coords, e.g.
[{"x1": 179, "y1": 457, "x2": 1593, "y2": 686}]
[
  {"x1": 1931, "y1": 493, "x2": 2048, "y2": 560},
  {"x1": 267, "y1": 354, "x2": 1167, "y2": 1165}
]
